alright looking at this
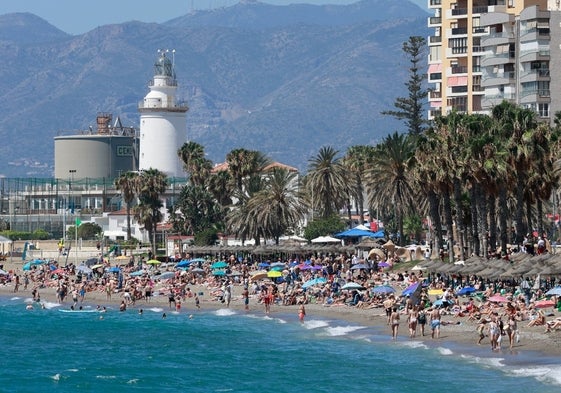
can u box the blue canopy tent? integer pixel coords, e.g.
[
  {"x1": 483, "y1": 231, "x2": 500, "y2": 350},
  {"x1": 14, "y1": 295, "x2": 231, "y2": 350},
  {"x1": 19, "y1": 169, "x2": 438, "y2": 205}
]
[{"x1": 335, "y1": 228, "x2": 385, "y2": 238}]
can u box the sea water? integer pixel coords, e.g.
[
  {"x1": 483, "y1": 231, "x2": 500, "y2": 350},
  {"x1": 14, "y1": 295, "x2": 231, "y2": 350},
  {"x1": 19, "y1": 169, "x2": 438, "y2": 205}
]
[{"x1": 1, "y1": 296, "x2": 560, "y2": 393}]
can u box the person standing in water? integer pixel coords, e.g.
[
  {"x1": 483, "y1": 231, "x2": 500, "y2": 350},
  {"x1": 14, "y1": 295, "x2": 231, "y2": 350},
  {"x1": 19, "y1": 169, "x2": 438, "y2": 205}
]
[{"x1": 299, "y1": 304, "x2": 306, "y2": 323}]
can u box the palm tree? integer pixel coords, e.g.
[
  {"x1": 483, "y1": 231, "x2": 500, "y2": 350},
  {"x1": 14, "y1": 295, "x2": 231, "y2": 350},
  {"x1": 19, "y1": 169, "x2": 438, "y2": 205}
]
[
  {"x1": 134, "y1": 168, "x2": 168, "y2": 254},
  {"x1": 365, "y1": 132, "x2": 416, "y2": 246},
  {"x1": 304, "y1": 146, "x2": 348, "y2": 219},
  {"x1": 114, "y1": 171, "x2": 139, "y2": 241},
  {"x1": 245, "y1": 169, "x2": 307, "y2": 244},
  {"x1": 343, "y1": 145, "x2": 376, "y2": 224},
  {"x1": 492, "y1": 101, "x2": 537, "y2": 244},
  {"x1": 178, "y1": 141, "x2": 212, "y2": 187},
  {"x1": 226, "y1": 148, "x2": 270, "y2": 193}
]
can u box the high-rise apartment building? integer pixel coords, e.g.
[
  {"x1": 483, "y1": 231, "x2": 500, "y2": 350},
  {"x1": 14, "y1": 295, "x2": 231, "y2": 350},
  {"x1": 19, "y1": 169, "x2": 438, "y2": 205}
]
[{"x1": 427, "y1": 0, "x2": 561, "y2": 122}]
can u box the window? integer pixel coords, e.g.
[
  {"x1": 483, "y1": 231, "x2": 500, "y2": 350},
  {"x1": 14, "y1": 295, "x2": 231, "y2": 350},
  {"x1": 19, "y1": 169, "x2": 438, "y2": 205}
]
[{"x1": 538, "y1": 103, "x2": 549, "y2": 117}]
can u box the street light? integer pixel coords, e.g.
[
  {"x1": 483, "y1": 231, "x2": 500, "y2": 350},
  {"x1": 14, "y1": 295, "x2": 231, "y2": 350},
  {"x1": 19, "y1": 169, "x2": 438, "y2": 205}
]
[{"x1": 69, "y1": 169, "x2": 77, "y2": 265}]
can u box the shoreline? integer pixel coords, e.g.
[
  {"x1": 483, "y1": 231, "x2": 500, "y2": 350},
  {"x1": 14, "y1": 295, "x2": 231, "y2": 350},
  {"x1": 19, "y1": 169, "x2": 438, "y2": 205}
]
[{"x1": 2, "y1": 275, "x2": 561, "y2": 362}]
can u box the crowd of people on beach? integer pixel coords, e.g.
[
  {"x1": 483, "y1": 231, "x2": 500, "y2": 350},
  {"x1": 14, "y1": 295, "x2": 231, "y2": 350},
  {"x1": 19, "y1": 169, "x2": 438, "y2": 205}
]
[{"x1": 2, "y1": 249, "x2": 561, "y2": 351}]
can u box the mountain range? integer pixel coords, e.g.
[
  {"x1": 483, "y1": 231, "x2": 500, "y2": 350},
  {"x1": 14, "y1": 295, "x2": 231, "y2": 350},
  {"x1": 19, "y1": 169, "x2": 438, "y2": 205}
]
[{"x1": 0, "y1": 0, "x2": 428, "y2": 177}]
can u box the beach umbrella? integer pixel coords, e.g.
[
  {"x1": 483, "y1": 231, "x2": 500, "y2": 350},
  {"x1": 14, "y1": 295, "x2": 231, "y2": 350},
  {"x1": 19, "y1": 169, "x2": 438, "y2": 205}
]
[
  {"x1": 115, "y1": 255, "x2": 129, "y2": 261},
  {"x1": 270, "y1": 266, "x2": 284, "y2": 272},
  {"x1": 371, "y1": 285, "x2": 395, "y2": 295},
  {"x1": 411, "y1": 265, "x2": 427, "y2": 271},
  {"x1": 91, "y1": 264, "x2": 104, "y2": 269},
  {"x1": 176, "y1": 260, "x2": 192, "y2": 268},
  {"x1": 212, "y1": 261, "x2": 228, "y2": 269},
  {"x1": 109, "y1": 267, "x2": 121, "y2": 273},
  {"x1": 22, "y1": 262, "x2": 32, "y2": 271},
  {"x1": 369, "y1": 248, "x2": 386, "y2": 260},
  {"x1": 488, "y1": 294, "x2": 509, "y2": 303},
  {"x1": 213, "y1": 270, "x2": 226, "y2": 276},
  {"x1": 546, "y1": 286, "x2": 561, "y2": 296},
  {"x1": 270, "y1": 262, "x2": 285, "y2": 268},
  {"x1": 378, "y1": 262, "x2": 390, "y2": 268},
  {"x1": 302, "y1": 277, "x2": 327, "y2": 289},
  {"x1": 51, "y1": 268, "x2": 66, "y2": 275},
  {"x1": 76, "y1": 265, "x2": 92, "y2": 274},
  {"x1": 147, "y1": 259, "x2": 161, "y2": 265},
  {"x1": 534, "y1": 299, "x2": 556, "y2": 309},
  {"x1": 456, "y1": 287, "x2": 476, "y2": 296},
  {"x1": 433, "y1": 299, "x2": 454, "y2": 308},
  {"x1": 258, "y1": 262, "x2": 270, "y2": 268},
  {"x1": 156, "y1": 272, "x2": 175, "y2": 280},
  {"x1": 428, "y1": 289, "x2": 444, "y2": 296},
  {"x1": 0, "y1": 269, "x2": 8, "y2": 275},
  {"x1": 382, "y1": 239, "x2": 395, "y2": 252},
  {"x1": 267, "y1": 270, "x2": 282, "y2": 278},
  {"x1": 402, "y1": 282, "x2": 420, "y2": 296},
  {"x1": 250, "y1": 271, "x2": 268, "y2": 281},
  {"x1": 191, "y1": 267, "x2": 206, "y2": 275},
  {"x1": 130, "y1": 270, "x2": 146, "y2": 277},
  {"x1": 342, "y1": 282, "x2": 365, "y2": 290},
  {"x1": 350, "y1": 263, "x2": 370, "y2": 270}
]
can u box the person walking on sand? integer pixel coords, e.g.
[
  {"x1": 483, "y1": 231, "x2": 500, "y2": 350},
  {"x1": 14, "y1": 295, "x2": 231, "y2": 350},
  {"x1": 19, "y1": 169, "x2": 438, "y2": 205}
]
[
  {"x1": 477, "y1": 319, "x2": 487, "y2": 345},
  {"x1": 430, "y1": 307, "x2": 441, "y2": 339},
  {"x1": 195, "y1": 294, "x2": 200, "y2": 310},
  {"x1": 384, "y1": 295, "x2": 394, "y2": 325},
  {"x1": 408, "y1": 305, "x2": 419, "y2": 338},
  {"x1": 242, "y1": 285, "x2": 249, "y2": 310},
  {"x1": 299, "y1": 304, "x2": 306, "y2": 323},
  {"x1": 506, "y1": 315, "x2": 518, "y2": 350},
  {"x1": 417, "y1": 305, "x2": 427, "y2": 336},
  {"x1": 390, "y1": 307, "x2": 400, "y2": 340}
]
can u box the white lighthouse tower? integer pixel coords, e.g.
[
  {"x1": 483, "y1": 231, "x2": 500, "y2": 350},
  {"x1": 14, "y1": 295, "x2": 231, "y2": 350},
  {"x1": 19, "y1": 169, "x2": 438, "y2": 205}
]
[{"x1": 139, "y1": 50, "x2": 188, "y2": 177}]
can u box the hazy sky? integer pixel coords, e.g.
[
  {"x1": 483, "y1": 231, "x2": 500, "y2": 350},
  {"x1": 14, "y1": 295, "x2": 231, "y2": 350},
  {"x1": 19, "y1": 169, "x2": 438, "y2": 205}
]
[{"x1": 0, "y1": 0, "x2": 427, "y2": 35}]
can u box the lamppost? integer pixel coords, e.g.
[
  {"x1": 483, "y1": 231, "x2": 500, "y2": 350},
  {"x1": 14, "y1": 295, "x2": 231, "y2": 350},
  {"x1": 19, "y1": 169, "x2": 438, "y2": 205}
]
[{"x1": 69, "y1": 169, "x2": 77, "y2": 265}]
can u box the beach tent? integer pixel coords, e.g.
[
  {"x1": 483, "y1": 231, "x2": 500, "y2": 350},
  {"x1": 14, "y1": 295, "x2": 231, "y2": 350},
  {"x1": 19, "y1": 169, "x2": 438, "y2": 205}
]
[
  {"x1": 0, "y1": 235, "x2": 12, "y2": 256},
  {"x1": 334, "y1": 228, "x2": 384, "y2": 238},
  {"x1": 311, "y1": 236, "x2": 341, "y2": 243}
]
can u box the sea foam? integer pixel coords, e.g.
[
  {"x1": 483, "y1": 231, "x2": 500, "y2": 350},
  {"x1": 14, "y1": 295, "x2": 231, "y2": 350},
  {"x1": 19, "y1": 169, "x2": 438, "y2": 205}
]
[{"x1": 323, "y1": 325, "x2": 366, "y2": 337}]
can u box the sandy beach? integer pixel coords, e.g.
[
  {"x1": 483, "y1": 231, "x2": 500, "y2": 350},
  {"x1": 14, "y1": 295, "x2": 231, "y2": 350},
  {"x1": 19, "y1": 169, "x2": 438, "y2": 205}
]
[{"x1": 2, "y1": 256, "x2": 561, "y2": 358}]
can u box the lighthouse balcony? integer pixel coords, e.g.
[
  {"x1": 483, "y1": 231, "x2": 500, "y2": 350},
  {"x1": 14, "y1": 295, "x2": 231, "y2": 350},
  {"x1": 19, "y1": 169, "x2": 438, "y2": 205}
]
[{"x1": 138, "y1": 100, "x2": 189, "y2": 112}]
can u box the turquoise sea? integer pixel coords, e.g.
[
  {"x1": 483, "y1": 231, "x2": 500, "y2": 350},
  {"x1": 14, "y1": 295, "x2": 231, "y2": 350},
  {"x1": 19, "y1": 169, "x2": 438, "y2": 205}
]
[{"x1": 1, "y1": 296, "x2": 560, "y2": 393}]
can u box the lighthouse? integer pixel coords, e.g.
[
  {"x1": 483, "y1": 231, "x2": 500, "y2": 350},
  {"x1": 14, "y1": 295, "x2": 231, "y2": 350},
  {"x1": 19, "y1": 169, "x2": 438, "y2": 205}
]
[{"x1": 139, "y1": 50, "x2": 188, "y2": 177}]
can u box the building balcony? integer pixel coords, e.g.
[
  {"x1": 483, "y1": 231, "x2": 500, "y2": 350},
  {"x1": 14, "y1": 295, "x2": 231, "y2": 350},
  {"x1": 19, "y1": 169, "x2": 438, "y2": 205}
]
[
  {"x1": 481, "y1": 52, "x2": 513, "y2": 67},
  {"x1": 429, "y1": 91, "x2": 442, "y2": 99},
  {"x1": 428, "y1": 16, "x2": 442, "y2": 26},
  {"x1": 520, "y1": 29, "x2": 550, "y2": 42},
  {"x1": 448, "y1": 27, "x2": 468, "y2": 36},
  {"x1": 519, "y1": 69, "x2": 550, "y2": 83},
  {"x1": 472, "y1": 26, "x2": 489, "y2": 35},
  {"x1": 519, "y1": 49, "x2": 550, "y2": 63},
  {"x1": 472, "y1": 46, "x2": 485, "y2": 56},
  {"x1": 450, "y1": 8, "x2": 468, "y2": 17},
  {"x1": 481, "y1": 72, "x2": 515, "y2": 87},
  {"x1": 481, "y1": 31, "x2": 514, "y2": 47},
  {"x1": 429, "y1": 0, "x2": 441, "y2": 7},
  {"x1": 450, "y1": 65, "x2": 468, "y2": 75},
  {"x1": 429, "y1": 35, "x2": 442, "y2": 45},
  {"x1": 472, "y1": 6, "x2": 488, "y2": 15}
]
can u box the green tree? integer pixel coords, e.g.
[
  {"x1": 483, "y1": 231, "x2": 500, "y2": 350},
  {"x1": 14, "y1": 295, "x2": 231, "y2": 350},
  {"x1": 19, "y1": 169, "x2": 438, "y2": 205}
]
[
  {"x1": 304, "y1": 146, "x2": 348, "y2": 219},
  {"x1": 366, "y1": 132, "x2": 417, "y2": 246},
  {"x1": 115, "y1": 171, "x2": 139, "y2": 241},
  {"x1": 303, "y1": 214, "x2": 346, "y2": 241},
  {"x1": 245, "y1": 169, "x2": 307, "y2": 244},
  {"x1": 134, "y1": 168, "x2": 168, "y2": 254},
  {"x1": 382, "y1": 36, "x2": 427, "y2": 135},
  {"x1": 178, "y1": 141, "x2": 213, "y2": 187}
]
